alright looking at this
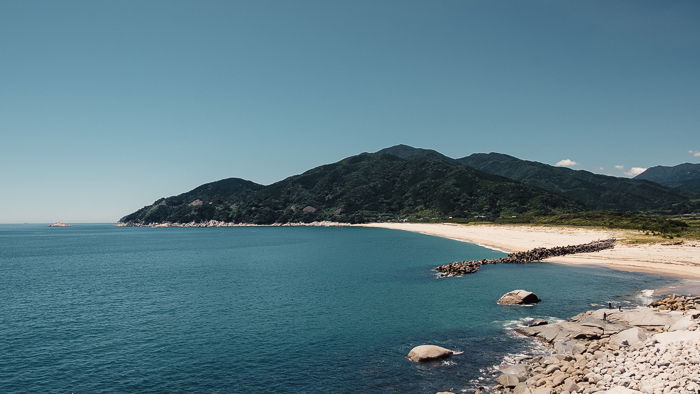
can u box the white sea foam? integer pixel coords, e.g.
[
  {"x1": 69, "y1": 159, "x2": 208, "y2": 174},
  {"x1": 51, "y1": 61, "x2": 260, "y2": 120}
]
[
  {"x1": 497, "y1": 316, "x2": 565, "y2": 330},
  {"x1": 637, "y1": 289, "x2": 655, "y2": 305}
]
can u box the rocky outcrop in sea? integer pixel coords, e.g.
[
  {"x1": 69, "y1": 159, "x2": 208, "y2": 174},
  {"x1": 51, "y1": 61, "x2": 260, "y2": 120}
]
[{"x1": 435, "y1": 239, "x2": 616, "y2": 277}]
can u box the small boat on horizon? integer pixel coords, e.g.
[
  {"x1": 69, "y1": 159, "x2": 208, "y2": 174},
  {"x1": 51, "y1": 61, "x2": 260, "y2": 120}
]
[{"x1": 49, "y1": 222, "x2": 71, "y2": 227}]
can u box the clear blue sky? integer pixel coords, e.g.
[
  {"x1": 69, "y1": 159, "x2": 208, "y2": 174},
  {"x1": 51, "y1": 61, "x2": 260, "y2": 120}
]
[{"x1": 1, "y1": 0, "x2": 699, "y2": 223}]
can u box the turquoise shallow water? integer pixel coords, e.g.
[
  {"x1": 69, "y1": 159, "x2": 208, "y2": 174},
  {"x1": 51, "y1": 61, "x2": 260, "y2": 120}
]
[{"x1": 0, "y1": 224, "x2": 674, "y2": 392}]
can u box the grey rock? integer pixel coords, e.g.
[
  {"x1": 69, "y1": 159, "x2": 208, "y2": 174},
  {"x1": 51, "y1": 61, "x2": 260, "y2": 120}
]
[
  {"x1": 500, "y1": 364, "x2": 528, "y2": 382},
  {"x1": 544, "y1": 364, "x2": 559, "y2": 374},
  {"x1": 525, "y1": 318, "x2": 549, "y2": 327},
  {"x1": 551, "y1": 371, "x2": 567, "y2": 387},
  {"x1": 497, "y1": 373, "x2": 520, "y2": 388},
  {"x1": 406, "y1": 345, "x2": 456, "y2": 362},
  {"x1": 513, "y1": 383, "x2": 533, "y2": 394},
  {"x1": 653, "y1": 330, "x2": 700, "y2": 346},
  {"x1": 610, "y1": 327, "x2": 648, "y2": 347},
  {"x1": 668, "y1": 315, "x2": 696, "y2": 331},
  {"x1": 561, "y1": 380, "x2": 579, "y2": 392},
  {"x1": 498, "y1": 290, "x2": 541, "y2": 305}
]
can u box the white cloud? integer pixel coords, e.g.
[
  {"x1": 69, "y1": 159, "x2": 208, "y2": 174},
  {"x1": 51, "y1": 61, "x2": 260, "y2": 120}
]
[
  {"x1": 614, "y1": 165, "x2": 647, "y2": 177},
  {"x1": 690, "y1": 150, "x2": 700, "y2": 157},
  {"x1": 554, "y1": 159, "x2": 578, "y2": 167},
  {"x1": 624, "y1": 167, "x2": 647, "y2": 177}
]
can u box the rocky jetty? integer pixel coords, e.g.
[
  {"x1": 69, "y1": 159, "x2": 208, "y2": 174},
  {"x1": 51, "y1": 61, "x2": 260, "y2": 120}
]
[
  {"x1": 498, "y1": 290, "x2": 541, "y2": 305},
  {"x1": 488, "y1": 295, "x2": 700, "y2": 393},
  {"x1": 435, "y1": 239, "x2": 616, "y2": 277},
  {"x1": 649, "y1": 295, "x2": 700, "y2": 311}
]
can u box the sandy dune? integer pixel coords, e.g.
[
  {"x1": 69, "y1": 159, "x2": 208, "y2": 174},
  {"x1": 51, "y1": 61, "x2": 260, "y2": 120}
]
[{"x1": 359, "y1": 223, "x2": 700, "y2": 279}]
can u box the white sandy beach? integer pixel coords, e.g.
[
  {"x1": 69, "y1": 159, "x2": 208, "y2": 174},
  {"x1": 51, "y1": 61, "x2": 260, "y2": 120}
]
[{"x1": 359, "y1": 223, "x2": 700, "y2": 279}]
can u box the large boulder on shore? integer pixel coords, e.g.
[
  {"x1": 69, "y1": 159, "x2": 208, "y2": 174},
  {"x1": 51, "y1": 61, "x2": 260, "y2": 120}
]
[
  {"x1": 498, "y1": 290, "x2": 541, "y2": 305},
  {"x1": 653, "y1": 330, "x2": 700, "y2": 346},
  {"x1": 497, "y1": 373, "x2": 520, "y2": 387},
  {"x1": 406, "y1": 345, "x2": 456, "y2": 362},
  {"x1": 517, "y1": 321, "x2": 603, "y2": 343},
  {"x1": 610, "y1": 327, "x2": 647, "y2": 347}
]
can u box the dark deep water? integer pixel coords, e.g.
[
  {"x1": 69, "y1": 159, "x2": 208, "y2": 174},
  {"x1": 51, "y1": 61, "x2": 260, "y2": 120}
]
[{"x1": 0, "y1": 224, "x2": 673, "y2": 392}]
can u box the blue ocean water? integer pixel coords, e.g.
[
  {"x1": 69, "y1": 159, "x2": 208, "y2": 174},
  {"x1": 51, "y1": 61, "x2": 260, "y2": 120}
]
[{"x1": 0, "y1": 224, "x2": 673, "y2": 393}]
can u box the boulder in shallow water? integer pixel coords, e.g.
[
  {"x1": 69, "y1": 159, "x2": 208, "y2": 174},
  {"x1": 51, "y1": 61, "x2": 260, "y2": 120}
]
[
  {"x1": 406, "y1": 345, "x2": 457, "y2": 362},
  {"x1": 498, "y1": 290, "x2": 541, "y2": 305}
]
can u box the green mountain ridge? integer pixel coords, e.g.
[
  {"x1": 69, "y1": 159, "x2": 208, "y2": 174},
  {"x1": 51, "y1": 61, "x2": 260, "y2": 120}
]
[
  {"x1": 457, "y1": 152, "x2": 688, "y2": 211},
  {"x1": 634, "y1": 163, "x2": 700, "y2": 195},
  {"x1": 120, "y1": 178, "x2": 264, "y2": 224},
  {"x1": 120, "y1": 145, "x2": 695, "y2": 224},
  {"x1": 120, "y1": 147, "x2": 581, "y2": 224}
]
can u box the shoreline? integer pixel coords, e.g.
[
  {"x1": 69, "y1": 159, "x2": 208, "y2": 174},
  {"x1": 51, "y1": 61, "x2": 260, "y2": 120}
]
[
  {"x1": 117, "y1": 220, "x2": 700, "y2": 280},
  {"x1": 358, "y1": 223, "x2": 700, "y2": 280}
]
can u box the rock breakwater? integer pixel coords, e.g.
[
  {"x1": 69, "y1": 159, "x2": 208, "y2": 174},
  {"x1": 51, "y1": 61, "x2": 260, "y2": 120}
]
[{"x1": 435, "y1": 239, "x2": 616, "y2": 277}]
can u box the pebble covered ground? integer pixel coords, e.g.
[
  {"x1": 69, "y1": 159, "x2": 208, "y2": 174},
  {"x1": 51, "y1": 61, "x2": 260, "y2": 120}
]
[{"x1": 485, "y1": 296, "x2": 700, "y2": 394}]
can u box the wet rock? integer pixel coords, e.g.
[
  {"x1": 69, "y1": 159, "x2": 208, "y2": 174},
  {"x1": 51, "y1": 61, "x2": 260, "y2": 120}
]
[
  {"x1": 498, "y1": 290, "x2": 541, "y2": 305},
  {"x1": 525, "y1": 318, "x2": 549, "y2": 327},
  {"x1": 406, "y1": 345, "x2": 456, "y2": 362}
]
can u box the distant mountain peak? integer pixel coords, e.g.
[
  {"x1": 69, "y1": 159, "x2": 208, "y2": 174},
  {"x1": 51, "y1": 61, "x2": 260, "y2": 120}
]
[
  {"x1": 375, "y1": 144, "x2": 451, "y2": 161},
  {"x1": 457, "y1": 152, "x2": 687, "y2": 211},
  {"x1": 634, "y1": 162, "x2": 700, "y2": 194}
]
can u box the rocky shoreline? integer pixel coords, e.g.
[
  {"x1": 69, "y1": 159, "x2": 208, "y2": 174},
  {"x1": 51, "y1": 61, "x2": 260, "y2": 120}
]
[
  {"x1": 116, "y1": 220, "x2": 350, "y2": 227},
  {"x1": 435, "y1": 239, "x2": 616, "y2": 277},
  {"x1": 483, "y1": 295, "x2": 700, "y2": 394}
]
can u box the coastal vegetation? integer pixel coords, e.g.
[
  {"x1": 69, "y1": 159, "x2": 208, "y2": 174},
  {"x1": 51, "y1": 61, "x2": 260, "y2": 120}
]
[{"x1": 491, "y1": 211, "x2": 691, "y2": 237}]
